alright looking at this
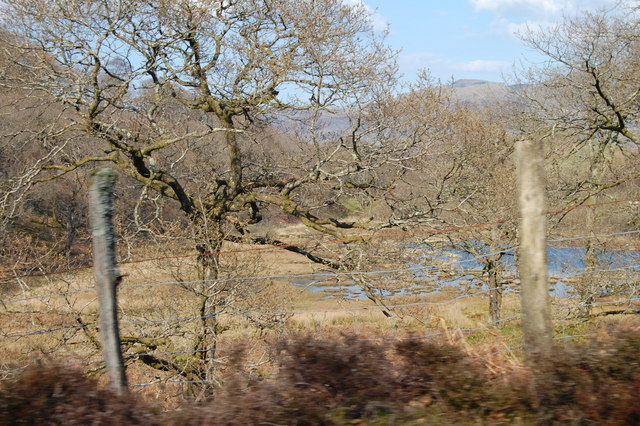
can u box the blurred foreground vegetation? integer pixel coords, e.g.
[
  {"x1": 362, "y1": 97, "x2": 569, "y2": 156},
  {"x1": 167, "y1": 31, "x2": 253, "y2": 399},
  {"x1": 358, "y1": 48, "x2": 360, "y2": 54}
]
[{"x1": 1, "y1": 325, "x2": 639, "y2": 425}]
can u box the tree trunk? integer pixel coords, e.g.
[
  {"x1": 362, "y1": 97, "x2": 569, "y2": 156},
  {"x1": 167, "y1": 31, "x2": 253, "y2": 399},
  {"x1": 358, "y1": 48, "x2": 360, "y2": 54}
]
[
  {"x1": 487, "y1": 261, "x2": 502, "y2": 324},
  {"x1": 220, "y1": 114, "x2": 243, "y2": 196},
  {"x1": 579, "y1": 142, "x2": 609, "y2": 317},
  {"x1": 193, "y1": 223, "x2": 225, "y2": 390},
  {"x1": 580, "y1": 201, "x2": 598, "y2": 317},
  {"x1": 487, "y1": 226, "x2": 503, "y2": 324}
]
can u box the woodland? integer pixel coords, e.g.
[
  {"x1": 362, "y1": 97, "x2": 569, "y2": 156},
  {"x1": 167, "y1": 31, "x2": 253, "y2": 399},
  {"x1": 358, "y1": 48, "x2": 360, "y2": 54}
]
[{"x1": 0, "y1": 0, "x2": 639, "y2": 424}]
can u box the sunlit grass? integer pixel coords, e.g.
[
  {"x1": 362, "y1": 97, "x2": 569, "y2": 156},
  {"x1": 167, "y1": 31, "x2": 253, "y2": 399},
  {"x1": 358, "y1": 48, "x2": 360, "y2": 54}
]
[{"x1": 2, "y1": 241, "x2": 639, "y2": 406}]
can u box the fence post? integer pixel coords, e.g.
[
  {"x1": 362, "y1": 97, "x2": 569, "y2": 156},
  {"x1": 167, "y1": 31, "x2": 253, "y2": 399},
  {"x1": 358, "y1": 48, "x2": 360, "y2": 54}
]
[
  {"x1": 89, "y1": 168, "x2": 128, "y2": 394},
  {"x1": 516, "y1": 139, "x2": 552, "y2": 362}
]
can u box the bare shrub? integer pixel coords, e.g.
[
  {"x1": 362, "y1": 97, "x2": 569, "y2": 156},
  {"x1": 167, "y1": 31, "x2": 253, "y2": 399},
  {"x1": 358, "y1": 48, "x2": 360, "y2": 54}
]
[
  {"x1": 2, "y1": 328, "x2": 640, "y2": 425},
  {"x1": 0, "y1": 363, "x2": 157, "y2": 425},
  {"x1": 534, "y1": 327, "x2": 640, "y2": 425}
]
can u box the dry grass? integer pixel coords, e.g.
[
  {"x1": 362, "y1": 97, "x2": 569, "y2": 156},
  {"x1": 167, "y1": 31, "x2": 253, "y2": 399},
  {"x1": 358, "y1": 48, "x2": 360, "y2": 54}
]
[{"x1": 2, "y1": 233, "x2": 639, "y2": 408}]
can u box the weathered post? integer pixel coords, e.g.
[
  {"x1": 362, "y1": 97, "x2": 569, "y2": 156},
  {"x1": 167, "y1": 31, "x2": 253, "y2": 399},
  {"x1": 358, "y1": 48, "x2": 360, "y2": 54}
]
[
  {"x1": 516, "y1": 139, "x2": 552, "y2": 362},
  {"x1": 89, "y1": 168, "x2": 127, "y2": 394}
]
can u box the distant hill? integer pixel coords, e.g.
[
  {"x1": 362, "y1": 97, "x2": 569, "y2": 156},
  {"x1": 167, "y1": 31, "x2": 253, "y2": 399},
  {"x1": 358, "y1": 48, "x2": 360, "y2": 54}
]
[
  {"x1": 270, "y1": 109, "x2": 351, "y2": 136},
  {"x1": 451, "y1": 79, "x2": 493, "y2": 88},
  {"x1": 450, "y1": 79, "x2": 517, "y2": 104},
  {"x1": 270, "y1": 79, "x2": 519, "y2": 134}
]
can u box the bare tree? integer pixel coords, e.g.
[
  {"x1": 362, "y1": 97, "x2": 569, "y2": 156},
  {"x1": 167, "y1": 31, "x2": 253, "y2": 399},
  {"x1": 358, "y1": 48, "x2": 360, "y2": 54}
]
[
  {"x1": 0, "y1": 0, "x2": 416, "y2": 383},
  {"x1": 517, "y1": 4, "x2": 640, "y2": 145},
  {"x1": 371, "y1": 80, "x2": 517, "y2": 323},
  {"x1": 515, "y1": 4, "x2": 640, "y2": 312}
]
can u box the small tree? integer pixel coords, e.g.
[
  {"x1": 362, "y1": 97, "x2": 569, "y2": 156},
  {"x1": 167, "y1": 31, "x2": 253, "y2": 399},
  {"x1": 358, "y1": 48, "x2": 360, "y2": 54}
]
[
  {"x1": 516, "y1": 4, "x2": 640, "y2": 313},
  {"x1": 374, "y1": 84, "x2": 517, "y2": 324}
]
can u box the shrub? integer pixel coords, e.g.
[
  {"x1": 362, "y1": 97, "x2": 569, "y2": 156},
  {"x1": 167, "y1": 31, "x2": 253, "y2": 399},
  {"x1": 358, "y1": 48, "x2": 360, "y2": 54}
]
[
  {"x1": 0, "y1": 363, "x2": 156, "y2": 425},
  {"x1": 2, "y1": 328, "x2": 639, "y2": 425},
  {"x1": 394, "y1": 339, "x2": 491, "y2": 411},
  {"x1": 534, "y1": 327, "x2": 640, "y2": 425},
  {"x1": 183, "y1": 334, "x2": 398, "y2": 425}
]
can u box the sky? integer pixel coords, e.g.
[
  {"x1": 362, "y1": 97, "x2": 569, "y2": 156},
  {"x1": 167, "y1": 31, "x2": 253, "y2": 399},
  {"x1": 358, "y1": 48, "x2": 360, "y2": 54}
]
[{"x1": 356, "y1": 0, "x2": 619, "y2": 83}]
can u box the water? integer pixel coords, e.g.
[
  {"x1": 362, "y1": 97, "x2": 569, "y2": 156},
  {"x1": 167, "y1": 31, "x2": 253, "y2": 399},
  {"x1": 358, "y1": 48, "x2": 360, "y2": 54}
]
[{"x1": 291, "y1": 242, "x2": 639, "y2": 299}]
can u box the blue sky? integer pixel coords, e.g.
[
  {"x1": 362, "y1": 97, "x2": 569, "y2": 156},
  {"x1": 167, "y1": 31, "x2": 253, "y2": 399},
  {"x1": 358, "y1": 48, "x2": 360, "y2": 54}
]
[{"x1": 356, "y1": 0, "x2": 618, "y2": 82}]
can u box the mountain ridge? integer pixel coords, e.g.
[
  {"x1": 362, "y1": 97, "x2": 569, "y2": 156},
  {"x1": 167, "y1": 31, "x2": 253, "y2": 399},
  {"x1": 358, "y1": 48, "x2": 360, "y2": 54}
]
[{"x1": 450, "y1": 79, "x2": 516, "y2": 104}]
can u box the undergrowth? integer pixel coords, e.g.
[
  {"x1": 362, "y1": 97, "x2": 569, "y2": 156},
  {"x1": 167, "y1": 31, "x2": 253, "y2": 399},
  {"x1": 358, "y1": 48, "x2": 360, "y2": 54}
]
[{"x1": 1, "y1": 325, "x2": 638, "y2": 425}]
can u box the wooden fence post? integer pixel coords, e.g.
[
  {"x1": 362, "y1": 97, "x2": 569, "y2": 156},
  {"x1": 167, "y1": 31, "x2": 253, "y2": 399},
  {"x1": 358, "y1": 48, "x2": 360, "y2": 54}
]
[
  {"x1": 516, "y1": 139, "x2": 552, "y2": 362},
  {"x1": 89, "y1": 168, "x2": 127, "y2": 394}
]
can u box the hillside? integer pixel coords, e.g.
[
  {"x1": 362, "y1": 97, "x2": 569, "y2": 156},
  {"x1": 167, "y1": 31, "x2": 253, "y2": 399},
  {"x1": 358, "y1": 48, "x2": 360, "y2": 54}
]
[{"x1": 450, "y1": 79, "x2": 517, "y2": 104}]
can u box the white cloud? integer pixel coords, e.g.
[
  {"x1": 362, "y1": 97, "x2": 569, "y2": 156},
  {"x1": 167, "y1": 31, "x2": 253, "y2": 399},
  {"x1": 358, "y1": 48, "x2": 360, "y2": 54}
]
[
  {"x1": 459, "y1": 59, "x2": 512, "y2": 72},
  {"x1": 401, "y1": 52, "x2": 452, "y2": 77},
  {"x1": 504, "y1": 19, "x2": 556, "y2": 37},
  {"x1": 468, "y1": 0, "x2": 617, "y2": 37},
  {"x1": 403, "y1": 52, "x2": 443, "y2": 68},
  {"x1": 400, "y1": 53, "x2": 512, "y2": 81},
  {"x1": 469, "y1": 0, "x2": 615, "y2": 19},
  {"x1": 402, "y1": 53, "x2": 511, "y2": 73},
  {"x1": 471, "y1": 0, "x2": 561, "y2": 19}
]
